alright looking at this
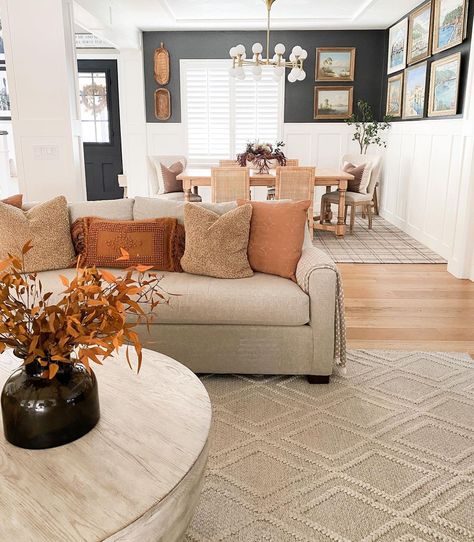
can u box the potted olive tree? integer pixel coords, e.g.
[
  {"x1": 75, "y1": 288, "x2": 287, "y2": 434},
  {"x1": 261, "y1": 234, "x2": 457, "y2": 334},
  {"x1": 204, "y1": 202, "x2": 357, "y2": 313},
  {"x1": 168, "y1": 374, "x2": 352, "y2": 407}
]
[{"x1": 346, "y1": 100, "x2": 392, "y2": 155}]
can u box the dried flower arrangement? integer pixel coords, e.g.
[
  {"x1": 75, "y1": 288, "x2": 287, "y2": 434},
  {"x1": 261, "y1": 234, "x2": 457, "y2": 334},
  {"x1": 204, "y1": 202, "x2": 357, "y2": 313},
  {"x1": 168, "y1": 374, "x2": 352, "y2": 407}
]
[
  {"x1": 0, "y1": 242, "x2": 168, "y2": 378},
  {"x1": 237, "y1": 141, "x2": 287, "y2": 174}
]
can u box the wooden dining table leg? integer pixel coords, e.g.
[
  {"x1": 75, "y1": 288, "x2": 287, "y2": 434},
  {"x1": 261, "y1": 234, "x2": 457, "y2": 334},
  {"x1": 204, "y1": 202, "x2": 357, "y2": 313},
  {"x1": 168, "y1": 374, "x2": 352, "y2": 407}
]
[
  {"x1": 184, "y1": 182, "x2": 192, "y2": 202},
  {"x1": 335, "y1": 181, "x2": 347, "y2": 236}
]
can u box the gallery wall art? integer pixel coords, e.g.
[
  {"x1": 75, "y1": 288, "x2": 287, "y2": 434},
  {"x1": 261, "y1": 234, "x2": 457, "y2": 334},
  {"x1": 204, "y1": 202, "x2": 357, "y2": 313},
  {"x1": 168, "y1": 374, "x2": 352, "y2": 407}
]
[
  {"x1": 432, "y1": 0, "x2": 469, "y2": 54},
  {"x1": 314, "y1": 86, "x2": 353, "y2": 120},
  {"x1": 386, "y1": 73, "x2": 403, "y2": 117},
  {"x1": 403, "y1": 62, "x2": 428, "y2": 119},
  {"x1": 407, "y1": 2, "x2": 433, "y2": 64},
  {"x1": 0, "y1": 66, "x2": 10, "y2": 120},
  {"x1": 388, "y1": 18, "x2": 409, "y2": 74},
  {"x1": 428, "y1": 51, "x2": 461, "y2": 116},
  {"x1": 315, "y1": 47, "x2": 356, "y2": 81}
]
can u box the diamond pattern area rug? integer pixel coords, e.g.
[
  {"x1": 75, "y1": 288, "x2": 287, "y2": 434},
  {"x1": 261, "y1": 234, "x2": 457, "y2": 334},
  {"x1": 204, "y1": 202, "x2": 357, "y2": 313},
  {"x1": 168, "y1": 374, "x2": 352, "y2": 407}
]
[
  {"x1": 186, "y1": 351, "x2": 474, "y2": 542},
  {"x1": 313, "y1": 215, "x2": 446, "y2": 263}
]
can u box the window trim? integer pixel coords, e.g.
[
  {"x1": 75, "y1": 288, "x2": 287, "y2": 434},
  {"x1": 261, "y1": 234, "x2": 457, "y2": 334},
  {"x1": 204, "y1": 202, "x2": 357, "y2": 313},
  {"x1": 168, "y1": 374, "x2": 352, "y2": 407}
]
[{"x1": 180, "y1": 59, "x2": 285, "y2": 167}]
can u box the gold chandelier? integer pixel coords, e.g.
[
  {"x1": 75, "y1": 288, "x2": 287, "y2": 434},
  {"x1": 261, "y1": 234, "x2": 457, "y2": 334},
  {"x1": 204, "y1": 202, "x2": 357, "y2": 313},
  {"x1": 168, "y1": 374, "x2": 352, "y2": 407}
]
[{"x1": 229, "y1": 0, "x2": 307, "y2": 82}]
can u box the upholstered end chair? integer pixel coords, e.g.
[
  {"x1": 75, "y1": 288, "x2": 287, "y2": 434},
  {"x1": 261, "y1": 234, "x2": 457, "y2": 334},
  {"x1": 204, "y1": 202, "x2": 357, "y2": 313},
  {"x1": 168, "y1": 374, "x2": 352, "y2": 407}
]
[{"x1": 148, "y1": 155, "x2": 202, "y2": 202}]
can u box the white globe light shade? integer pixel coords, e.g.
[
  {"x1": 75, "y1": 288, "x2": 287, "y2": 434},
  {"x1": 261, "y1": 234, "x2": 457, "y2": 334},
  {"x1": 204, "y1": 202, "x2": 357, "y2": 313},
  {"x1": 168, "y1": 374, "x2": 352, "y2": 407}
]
[
  {"x1": 241, "y1": 52, "x2": 247, "y2": 59},
  {"x1": 229, "y1": 47, "x2": 237, "y2": 58},
  {"x1": 252, "y1": 42, "x2": 263, "y2": 54},
  {"x1": 289, "y1": 53, "x2": 296, "y2": 63},
  {"x1": 274, "y1": 43, "x2": 286, "y2": 55},
  {"x1": 297, "y1": 69, "x2": 306, "y2": 81},
  {"x1": 236, "y1": 44, "x2": 246, "y2": 55},
  {"x1": 252, "y1": 65, "x2": 262, "y2": 76},
  {"x1": 300, "y1": 49, "x2": 308, "y2": 60},
  {"x1": 274, "y1": 66, "x2": 285, "y2": 76},
  {"x1": 288, "y1": 71, "x2": 297, "y2": 83},
  {"x1": 292, "y1": 45, "x2": 303, "y2": 57}
]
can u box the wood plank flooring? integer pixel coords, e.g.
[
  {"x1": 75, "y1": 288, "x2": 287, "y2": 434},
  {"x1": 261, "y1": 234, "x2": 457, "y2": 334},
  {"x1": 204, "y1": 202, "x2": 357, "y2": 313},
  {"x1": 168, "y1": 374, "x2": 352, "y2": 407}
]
[{"x1": 338, "y1": 263, "x2": 474, "y2": 358}]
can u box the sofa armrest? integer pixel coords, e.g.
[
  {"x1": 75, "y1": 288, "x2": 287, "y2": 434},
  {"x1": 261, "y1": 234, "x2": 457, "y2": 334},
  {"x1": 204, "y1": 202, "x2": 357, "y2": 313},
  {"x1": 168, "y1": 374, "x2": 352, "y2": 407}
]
[{"x1": 296, "y1": 247, "x2": 347, "y2": 375}]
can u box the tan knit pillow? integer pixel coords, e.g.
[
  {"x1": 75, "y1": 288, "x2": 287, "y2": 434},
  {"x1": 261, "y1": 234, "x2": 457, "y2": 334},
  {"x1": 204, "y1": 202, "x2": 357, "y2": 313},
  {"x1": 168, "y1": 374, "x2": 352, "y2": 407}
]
[
  {"x1": 181, "y1": 203, "x2": 253, "y2": 279},
  {"x1": 0, "y1": 196, "x2": 75, "y2": 272}
]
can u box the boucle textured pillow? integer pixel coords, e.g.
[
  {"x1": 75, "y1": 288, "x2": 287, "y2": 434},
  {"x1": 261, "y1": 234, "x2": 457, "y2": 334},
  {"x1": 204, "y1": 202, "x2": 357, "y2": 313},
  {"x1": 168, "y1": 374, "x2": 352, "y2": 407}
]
[
  {"x1": 343, "y1": 163, "x2": 366, "y2": 193},
  {"x1": 0, "y1": 196, "x2": 75, "y2": 273},
  {"x1": 181, "y1": 203, "x2": 253, "y2": 279},
  {"x1": 1, "y1": 194, "x2": 23, "y2": 208},
  {"x1": 161, "y1": 161, "x2": 184, "y2": 193},
  {"x1": 75, "y1": 218, "x2": 185, "y2": 271},
  {"x1": 237, "y1": 199, "x2": 311, "y2": 282}
]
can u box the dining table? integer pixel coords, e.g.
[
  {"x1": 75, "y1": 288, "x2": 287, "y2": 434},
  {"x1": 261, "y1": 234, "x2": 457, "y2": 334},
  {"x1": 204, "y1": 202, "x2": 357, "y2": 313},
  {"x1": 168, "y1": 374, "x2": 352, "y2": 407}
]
[{"x1": 177, "y1": 167, "x2": 354, "y2": 237}]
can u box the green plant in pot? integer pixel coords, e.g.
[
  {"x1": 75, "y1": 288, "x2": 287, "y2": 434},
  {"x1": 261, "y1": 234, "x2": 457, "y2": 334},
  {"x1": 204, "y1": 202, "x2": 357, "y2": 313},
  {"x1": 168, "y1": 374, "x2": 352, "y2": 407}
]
[
  {"x1": 0, "y1": 243, "x2": 167, "y2": 450},
  {"x1": 346, "y1": 100, "x2": 392, "y2": 154}
]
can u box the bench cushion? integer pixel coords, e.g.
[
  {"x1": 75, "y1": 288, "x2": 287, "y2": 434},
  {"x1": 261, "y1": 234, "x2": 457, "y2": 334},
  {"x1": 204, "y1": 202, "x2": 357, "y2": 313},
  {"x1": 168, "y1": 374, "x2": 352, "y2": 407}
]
[{"x1": 36, "y1": 268, "x2": 310, "y2": 326}]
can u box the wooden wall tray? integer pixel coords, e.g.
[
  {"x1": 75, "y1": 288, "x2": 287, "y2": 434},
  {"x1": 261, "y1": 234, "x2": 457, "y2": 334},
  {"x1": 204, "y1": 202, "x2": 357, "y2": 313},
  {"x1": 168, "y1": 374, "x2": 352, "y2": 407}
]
[
  {"x1": 154, "y1": 43, "x2": 170, "y2": 85},
  {"x1": 155, "y1": 88, "x2": 171, "y2": 120}
]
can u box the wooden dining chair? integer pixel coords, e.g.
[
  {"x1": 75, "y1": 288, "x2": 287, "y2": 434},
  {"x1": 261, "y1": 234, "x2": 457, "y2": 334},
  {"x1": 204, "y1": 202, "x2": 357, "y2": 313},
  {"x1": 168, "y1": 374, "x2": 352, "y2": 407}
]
[
  {"x1": 211, "y1": 167, "x2": 250, "y2": 203},
  {"x1": 219, "y1": 160, "x2": 240, "y2": 167},
  {"x1": 275, "y1": 166, "x2": 315, "y2": 235},
  {"x1": 267, "y1": 159, "x2": 300, "y2": 200}
]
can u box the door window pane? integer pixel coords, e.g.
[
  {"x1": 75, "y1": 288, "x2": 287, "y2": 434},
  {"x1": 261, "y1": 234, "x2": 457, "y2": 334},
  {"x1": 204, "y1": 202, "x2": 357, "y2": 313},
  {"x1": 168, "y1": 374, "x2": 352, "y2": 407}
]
[{"x1": 79, "y1": 71, "x2": 110, "y2": 143}]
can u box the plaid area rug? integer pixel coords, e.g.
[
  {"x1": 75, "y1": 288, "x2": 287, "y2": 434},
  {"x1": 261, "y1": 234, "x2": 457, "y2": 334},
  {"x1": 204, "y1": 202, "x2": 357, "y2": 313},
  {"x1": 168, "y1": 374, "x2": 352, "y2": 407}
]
[
  {"x1": 313, "y1": 215, "x2": 446, "y2": 264},
  {"x1": 186, "y1": 350, "x2": 474, "y2": 542}
]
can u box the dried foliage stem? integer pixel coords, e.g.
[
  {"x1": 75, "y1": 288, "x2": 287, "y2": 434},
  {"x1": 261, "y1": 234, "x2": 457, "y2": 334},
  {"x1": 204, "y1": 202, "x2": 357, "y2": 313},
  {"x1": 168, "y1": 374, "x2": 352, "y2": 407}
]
[{"x1": 0, "y1": 243, "x2": 168, "y2": 379}]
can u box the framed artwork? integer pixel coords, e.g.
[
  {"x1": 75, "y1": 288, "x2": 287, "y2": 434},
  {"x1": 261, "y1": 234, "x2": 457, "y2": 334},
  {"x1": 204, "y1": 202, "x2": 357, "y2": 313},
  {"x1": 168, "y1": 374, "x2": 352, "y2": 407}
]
[
  {"x1": 432, "y1": 0, "x2": 468, "y2": 54},
  {"x1": 314, "y1": 86, "x2": 353, "y2": 120},
  {"x1": 386, "y1": 73, "x2": 404, "y2": 117},
  {"x1": 407, "y1": 2, "x2": 433, "y2": 64},
  {"x1": 428, "y1": 52, "x2": 461, "y2": 116},
  {"x1": 315, "y1": 47, "x2": 356, "y2": 81},
  {"x1": 403, "y1": 62, "x2": 428, "y2": 119},
  {"x1": 0, "y1": 67, "x2": 10, "y2": 119},
  {"x1": 0, "y1": 20, "x2": 4, "y2": 62},
  {"x1": 387, "y1": 18, "x2": 408, "y2": 74}
]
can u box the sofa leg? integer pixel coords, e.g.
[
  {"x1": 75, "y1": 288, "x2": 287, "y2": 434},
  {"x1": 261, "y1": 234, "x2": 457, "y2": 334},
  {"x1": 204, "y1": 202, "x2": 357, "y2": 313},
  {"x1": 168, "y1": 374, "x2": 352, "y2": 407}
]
[{"x1": 307, "y1": 375, "x2": 330, "y2": 384}]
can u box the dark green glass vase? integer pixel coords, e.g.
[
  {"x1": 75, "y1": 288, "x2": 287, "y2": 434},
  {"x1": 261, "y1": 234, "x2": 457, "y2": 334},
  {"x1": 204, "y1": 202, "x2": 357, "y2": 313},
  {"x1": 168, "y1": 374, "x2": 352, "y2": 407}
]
[{"x1": 1, "y1": 360, "x2": 100, "y2": 449}]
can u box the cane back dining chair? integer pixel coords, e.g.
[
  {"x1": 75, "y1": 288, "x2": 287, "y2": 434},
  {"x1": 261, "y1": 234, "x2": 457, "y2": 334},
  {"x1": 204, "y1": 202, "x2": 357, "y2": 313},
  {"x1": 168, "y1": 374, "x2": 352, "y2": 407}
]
[
  {"x1": 267, "y1": 159, "x2": 300, "y2": 200},
  {"x1": 276, "y1": 166, "x2": 316, "y2": 236},
  {"x1": 211, "y1": 167, "x2": 250, "y2": 203},
  {"x1": 219, "y1": 160, "x2": 240, "y2": 167},
  {"x1": 320, "y1": 155, "x2": 382, "y2": 233}
]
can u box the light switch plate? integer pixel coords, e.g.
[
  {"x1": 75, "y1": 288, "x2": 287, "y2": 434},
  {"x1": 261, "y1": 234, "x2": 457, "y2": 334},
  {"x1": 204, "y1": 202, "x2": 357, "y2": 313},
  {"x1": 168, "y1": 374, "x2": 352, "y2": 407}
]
[{"x1": 33, "y1": 145, "x2": 60, "y2": 161}]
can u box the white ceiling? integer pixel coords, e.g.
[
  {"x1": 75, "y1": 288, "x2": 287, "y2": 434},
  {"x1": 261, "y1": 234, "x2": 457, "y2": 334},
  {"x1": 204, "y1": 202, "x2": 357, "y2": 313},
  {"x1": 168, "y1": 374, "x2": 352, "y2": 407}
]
[{"x1": 109, "y1": 0, "x2": 422, "y2": 31}]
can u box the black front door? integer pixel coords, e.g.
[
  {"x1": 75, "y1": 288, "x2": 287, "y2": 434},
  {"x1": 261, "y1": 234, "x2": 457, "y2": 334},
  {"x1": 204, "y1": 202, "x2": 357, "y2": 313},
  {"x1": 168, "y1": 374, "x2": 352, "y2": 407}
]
[{"x1": 78, "y1": 59, "x2": 123, "y2": 200}]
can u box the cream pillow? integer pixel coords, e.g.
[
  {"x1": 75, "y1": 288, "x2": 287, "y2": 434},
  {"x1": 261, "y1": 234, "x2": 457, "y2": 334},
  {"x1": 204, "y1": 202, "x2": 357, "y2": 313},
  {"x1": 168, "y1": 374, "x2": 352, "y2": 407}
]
[
  {"x1": 0, "y1": 196, "x2": 75, "y2": 272},
  {"x1": 133, "y1": 197, "x2": 237, "y2": 223},
  {"x1": 181, "y1": 203, "x2": 253, "y2": 279}
]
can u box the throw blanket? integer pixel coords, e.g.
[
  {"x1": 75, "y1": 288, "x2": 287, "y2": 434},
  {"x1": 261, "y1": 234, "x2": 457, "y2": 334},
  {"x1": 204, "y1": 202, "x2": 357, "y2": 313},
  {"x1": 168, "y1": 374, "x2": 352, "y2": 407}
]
[{"x1": 296, "y1": 253, "x2": 347, "y2": 372}]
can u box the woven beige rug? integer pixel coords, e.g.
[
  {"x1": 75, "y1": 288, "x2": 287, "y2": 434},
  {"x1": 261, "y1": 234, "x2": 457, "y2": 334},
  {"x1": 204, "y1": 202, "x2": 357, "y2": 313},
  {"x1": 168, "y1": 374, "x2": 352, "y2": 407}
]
[{"x1": 186, "y1": 350, "x2": 474, "y2": 542}]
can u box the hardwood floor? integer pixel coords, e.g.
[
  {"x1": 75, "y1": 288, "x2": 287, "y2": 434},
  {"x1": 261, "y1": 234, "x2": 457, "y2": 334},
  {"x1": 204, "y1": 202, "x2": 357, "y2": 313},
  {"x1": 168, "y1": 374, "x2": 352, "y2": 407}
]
[{"x1": 338, "y1": 263, "x2": 474, "y2": 358}]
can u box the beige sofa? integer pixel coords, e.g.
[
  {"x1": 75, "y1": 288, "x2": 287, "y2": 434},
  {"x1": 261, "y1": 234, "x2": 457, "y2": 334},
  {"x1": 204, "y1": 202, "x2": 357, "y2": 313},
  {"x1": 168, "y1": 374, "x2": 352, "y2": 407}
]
[{"x1": 28, "y1": 197, "x2": 345, "y2": 383}]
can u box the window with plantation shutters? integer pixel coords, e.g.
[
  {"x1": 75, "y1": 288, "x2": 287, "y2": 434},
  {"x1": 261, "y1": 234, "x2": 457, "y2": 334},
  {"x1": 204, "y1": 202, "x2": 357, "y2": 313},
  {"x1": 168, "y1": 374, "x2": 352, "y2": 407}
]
[{"x1": 181, "y1": 59, "x2": 284, "y2": 165}]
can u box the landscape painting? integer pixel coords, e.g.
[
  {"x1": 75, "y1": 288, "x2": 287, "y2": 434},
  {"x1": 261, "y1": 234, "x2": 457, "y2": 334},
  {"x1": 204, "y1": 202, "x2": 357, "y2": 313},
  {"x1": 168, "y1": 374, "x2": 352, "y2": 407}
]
[
  {"x1": 429, "y1": 52, "x2": 461, "y2": 116},
  {"x1": 387, "y1": 73, "x2": 403, "y2": 117},
  {"x1": 433, "y1": 0, "x2": 467, "y2": 53},
  {"x1": 407, "y1": 2, "x2": 432, "y2": 64},
  {"x1": 403, "y1": 62, "x2": 427, "y2": 119},
  {"x1": 387, "y1": 18, "x2": 408, "y2": 74},
  {"x1": 314, "y1": 86, "x2": 353, "y2": 120},
  {"x1": 316, "y1": 48, "x2": 356, "y2": 81},
  {"x1": 0, "y1": 67, "x2": 10, "y2": 119}
]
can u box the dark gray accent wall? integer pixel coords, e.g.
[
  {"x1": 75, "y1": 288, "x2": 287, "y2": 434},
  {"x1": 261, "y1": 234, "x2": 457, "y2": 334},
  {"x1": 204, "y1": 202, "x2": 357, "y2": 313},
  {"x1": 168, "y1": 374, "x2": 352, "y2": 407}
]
[
  {"x1": 143, "y1": 30, "x2": 386, "y2": 123},
  {"x1": 383, "y1": 0, "x2": 473, "y2": 121}
]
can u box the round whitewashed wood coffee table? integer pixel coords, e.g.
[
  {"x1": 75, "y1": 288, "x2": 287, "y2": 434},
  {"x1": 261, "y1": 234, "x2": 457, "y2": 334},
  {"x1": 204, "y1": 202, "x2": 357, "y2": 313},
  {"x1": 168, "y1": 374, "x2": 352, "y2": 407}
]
[{"x1": 0, "y1": 348, "x2": 212, "y2": 542}]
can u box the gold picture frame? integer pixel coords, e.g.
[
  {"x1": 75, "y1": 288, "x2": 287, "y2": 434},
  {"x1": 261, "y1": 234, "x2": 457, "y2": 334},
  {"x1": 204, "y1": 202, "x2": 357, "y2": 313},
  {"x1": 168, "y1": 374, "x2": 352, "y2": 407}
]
[
  {"x1": 407, "y1": 2, "x2": 433, "y2": 65},
  {"x1": 432, "y1": 0, "x2": 468, "y2": 54},
  {"x1": 428, "y1": 52, "x2": 461, "y2": 117},
  {"x1": 315, "y1": 47, "x2": 356, "y2": 81},
  {"x1": 386, "y1": 73, "x2": 404, "y2": 117},
  {"x1": 314, "y1": 86, "x2": 353, "y2": 120}
]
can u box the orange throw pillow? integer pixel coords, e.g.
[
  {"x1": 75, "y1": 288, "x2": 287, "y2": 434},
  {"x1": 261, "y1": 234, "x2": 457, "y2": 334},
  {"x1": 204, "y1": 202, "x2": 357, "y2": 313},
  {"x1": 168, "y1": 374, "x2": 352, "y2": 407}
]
[
  {"x1": 74, "y1": 218, "x2": 185, "y2": 271},
  {"x1": 237, "y1": 200, "x2": 311, "y2": 281},
  {"x1": 1, "y1": 194, "x2": 23, "y2": 208}
]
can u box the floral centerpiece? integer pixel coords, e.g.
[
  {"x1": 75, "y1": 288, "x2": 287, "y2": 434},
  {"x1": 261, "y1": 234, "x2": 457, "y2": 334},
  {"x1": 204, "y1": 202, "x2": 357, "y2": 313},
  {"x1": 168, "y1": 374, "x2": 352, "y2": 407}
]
[
  {"x1": 0, "y1": 243, "x2": 167, "y2": 449},
  {"x1": 237, "y1": 141, "x2": 287, "y2": 174}
]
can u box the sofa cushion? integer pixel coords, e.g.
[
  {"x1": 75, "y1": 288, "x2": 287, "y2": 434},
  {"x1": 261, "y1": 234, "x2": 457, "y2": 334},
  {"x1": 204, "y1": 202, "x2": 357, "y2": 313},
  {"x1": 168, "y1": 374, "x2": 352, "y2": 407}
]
[
  {"x1": 133, "y1": 197, "x2": 236, "y2": 222},
  {"x1": 35, "y1": 268, "x2": 310, "y2": 326},
  {"x1": 69, "y1": 198, "x2": 134, "y2": 223}
]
